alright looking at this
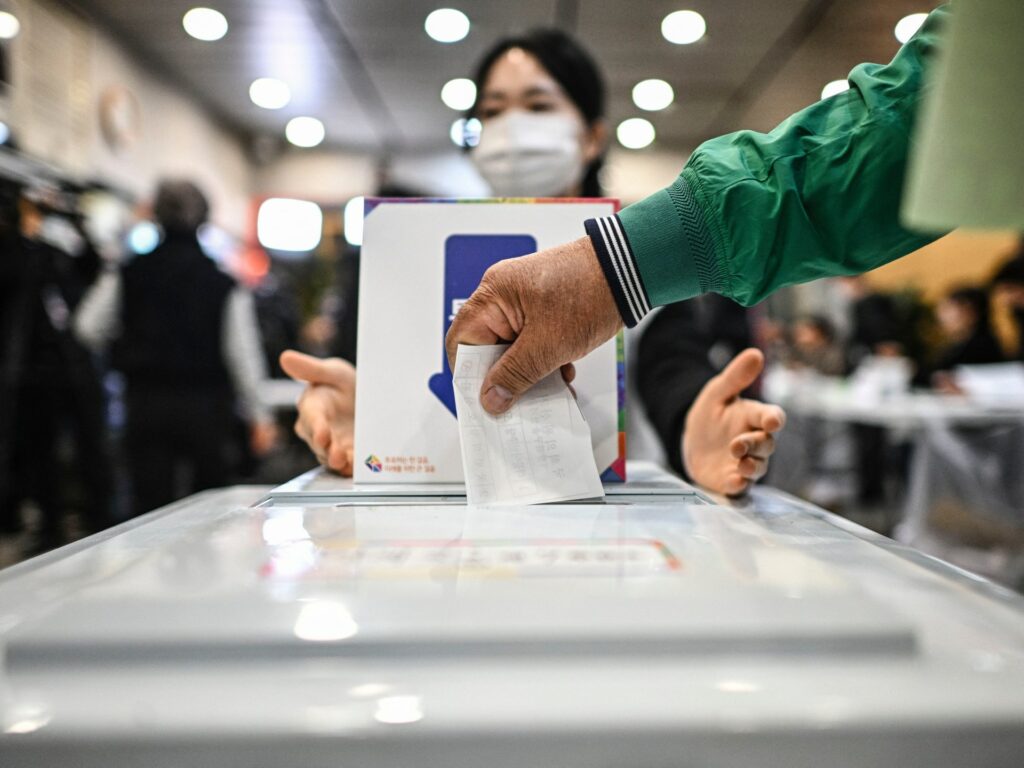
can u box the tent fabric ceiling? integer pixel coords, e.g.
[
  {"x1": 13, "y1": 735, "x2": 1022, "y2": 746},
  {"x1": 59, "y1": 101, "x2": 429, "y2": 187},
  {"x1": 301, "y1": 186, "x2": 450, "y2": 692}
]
[{"x1": 67, "y1": 0, "x2": 931, "y2": 154}]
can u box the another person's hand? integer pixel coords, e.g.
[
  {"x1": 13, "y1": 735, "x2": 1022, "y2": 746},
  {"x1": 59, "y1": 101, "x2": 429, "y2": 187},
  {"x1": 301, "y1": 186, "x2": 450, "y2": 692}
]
[
  {"x1": 445, "y1": 237, "x2": 622, "y2": 415},
  {"x1": 683, "y1": 348, "x2": 786, "y2": 497},
  {"x1": 249, "y1": 419, "x2": 280, "y2": 457},
  {"x1": 279, "y1": 350, "x2": 356, "y2": 477}
]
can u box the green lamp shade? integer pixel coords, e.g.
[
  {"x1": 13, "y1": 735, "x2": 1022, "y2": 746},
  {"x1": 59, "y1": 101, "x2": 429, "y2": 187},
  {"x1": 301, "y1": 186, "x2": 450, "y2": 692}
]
[{"x1": 903, "y1": 0, "x2": 1024, "y2": 231}]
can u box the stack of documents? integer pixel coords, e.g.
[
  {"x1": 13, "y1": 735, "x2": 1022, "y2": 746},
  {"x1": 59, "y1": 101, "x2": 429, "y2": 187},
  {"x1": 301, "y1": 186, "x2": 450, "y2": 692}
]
[{"x1": 453, "y1": 344, "x2": 605, "y2": 506}]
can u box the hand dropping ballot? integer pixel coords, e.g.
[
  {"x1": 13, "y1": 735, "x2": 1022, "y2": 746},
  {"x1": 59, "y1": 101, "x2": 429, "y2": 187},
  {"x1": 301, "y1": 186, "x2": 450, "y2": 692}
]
[{"x1": 453, "y1": 344, "x2": 605, "y2": 506}]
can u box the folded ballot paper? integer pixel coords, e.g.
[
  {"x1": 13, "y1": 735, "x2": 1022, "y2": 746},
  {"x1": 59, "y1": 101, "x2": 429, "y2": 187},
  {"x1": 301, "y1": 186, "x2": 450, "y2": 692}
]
[{"x1": 453, "y1": 344, "x2": 605, "y2": 506}]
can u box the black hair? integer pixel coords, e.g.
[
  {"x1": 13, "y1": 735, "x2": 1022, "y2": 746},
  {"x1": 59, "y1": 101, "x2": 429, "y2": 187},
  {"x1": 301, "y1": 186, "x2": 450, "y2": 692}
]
[
  {"x1": 470, "y1": 28, "x2": 606, "y2": 197},
  {"x1": 946, "y1": 286, "x2": 991, "y2": 328},
  {"x1": 991, "y1": 254, "x2": 1024, "y2": 288},
  {"x1": 153, "y1": 179, "x2": 209, "y2": 235}
]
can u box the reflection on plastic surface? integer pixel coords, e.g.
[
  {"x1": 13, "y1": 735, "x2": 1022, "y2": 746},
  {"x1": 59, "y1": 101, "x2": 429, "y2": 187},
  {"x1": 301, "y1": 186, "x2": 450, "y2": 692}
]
[
  {"x1": 293, "y1": 601, "x2": 358, "y2": 642},
  {"x1": 373, "y1": 695, "x2": 424, "y2": 725},
  {"x1": 348, "y1": 683, "x2": 393, "y2": 699},
  {"x1": 262, "y1": 509, "x2": 311, "y2": 546},
  {"x1": 4, "y1": 703, "x2": 51, "y2": 734}
]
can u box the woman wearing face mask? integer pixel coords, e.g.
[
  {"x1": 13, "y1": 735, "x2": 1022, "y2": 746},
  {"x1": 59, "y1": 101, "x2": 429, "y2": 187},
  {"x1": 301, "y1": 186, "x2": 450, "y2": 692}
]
[
  {"x1": 281, "y1": 29, "x2": 783, "y2": 495},
  {"x1": 467, "y1": 30, "x2": 606, "y2": 199}
]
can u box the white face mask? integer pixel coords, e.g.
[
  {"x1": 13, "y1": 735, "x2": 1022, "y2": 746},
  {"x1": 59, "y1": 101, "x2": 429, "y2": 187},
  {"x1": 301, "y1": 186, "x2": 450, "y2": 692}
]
[{"x1": 471, "y1": 111, "x2": 587, "y2": 197}]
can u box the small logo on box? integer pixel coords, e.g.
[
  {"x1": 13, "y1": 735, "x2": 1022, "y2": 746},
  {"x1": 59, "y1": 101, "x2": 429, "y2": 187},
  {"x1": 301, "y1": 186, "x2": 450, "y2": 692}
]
[{"x1": 365, "y1": 454, "x2": 383, "y2": 473}]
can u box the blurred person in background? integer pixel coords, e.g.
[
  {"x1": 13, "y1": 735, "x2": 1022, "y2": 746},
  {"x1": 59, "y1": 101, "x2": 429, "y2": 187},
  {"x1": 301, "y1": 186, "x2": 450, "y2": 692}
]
[
  {"x1": 0, "y1": 182, "x2": 113, "y2": 552},
  {"x1": 75, "y1": 180, "x2": 276, "y2": 517},
  {"x1": 789, "y1": 316, "x2": 846, "y2": 376},
  {"x1": 991, "y1": 242, "x2": 1024, "y2": 361},
  {"x1": 927, "y1": 286, "x2": 1003, "y2": 389},
  {"x1": 836, "y1": 276, "x2": 909, "y2": 366},
  {"x1": 281, "y1": 29, "x2": 784, "y2": 496}
]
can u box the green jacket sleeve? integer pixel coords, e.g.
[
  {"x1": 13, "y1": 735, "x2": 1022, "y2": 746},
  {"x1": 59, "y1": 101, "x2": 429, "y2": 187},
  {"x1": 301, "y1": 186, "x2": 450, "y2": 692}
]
[{"x1": 585, "y1": 5, "x2": 949, "y2": 324}]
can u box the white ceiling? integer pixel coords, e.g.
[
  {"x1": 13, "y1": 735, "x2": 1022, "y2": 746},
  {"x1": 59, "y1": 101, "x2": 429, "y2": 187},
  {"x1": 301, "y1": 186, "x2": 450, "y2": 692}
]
[{"x1": 65, "y1": 0, "x2": 933, "y2": 154}]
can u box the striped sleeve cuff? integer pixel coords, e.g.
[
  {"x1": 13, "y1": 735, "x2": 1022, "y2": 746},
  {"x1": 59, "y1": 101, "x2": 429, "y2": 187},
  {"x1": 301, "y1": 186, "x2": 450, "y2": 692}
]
[{"x1": 584, "y1": 214, "x2": 652, "y2": 328}]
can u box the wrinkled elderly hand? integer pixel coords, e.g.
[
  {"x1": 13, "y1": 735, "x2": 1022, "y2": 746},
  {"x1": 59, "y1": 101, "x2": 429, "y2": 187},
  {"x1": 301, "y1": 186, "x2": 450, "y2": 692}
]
[
  {"x1": 279, "y1": 350, "x2": 356, "y2": 477},
  {"x1": 445, "y1": 237, "x2": 622, "y2": 414},
  {"x1": 683, "y1": 348, "x2": 786, "y2": 497}
]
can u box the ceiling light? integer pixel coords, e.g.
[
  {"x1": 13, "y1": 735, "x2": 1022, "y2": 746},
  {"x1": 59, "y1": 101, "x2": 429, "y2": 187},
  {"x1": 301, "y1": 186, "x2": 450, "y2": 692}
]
[
  {"x1": 820, "y1": 79, "x2": 850, "y2": 100},
  {"x1": 182, "y1": 7, "x2": 228, "y2": 41},
  {"x1": 425, "y1": 8, "x2": 469, "y2": 43},
  {"x1": 286, "y1": 116, "x2": 326, "y2": 148},
  {"x1": 894, "y1": 13, "x2": 928, "y2": 44},
  {"x1": 0, "y1": 122, "x2": 9, "y2": 145},
  {"x1": 0, "y1": 11, "x2": 20, "y2": 39},
  {"x1": 344, "y1": 196, "x2": 364, "y2": 247},
  {"x1": 257, "y1": 198, "x2": 322, "y2": 251},
  {"x1": 441, "y1": 78, "x2": 476, "y2": 111},
  {"x1": 127, "y1": 221, "x2": 161, "y2": 255},
  {"x1": 662, "y1": 10, "x2": 706, "y2": 45},
  {"x1": 617, "y1": 118, "x2": 656, "y2": 150},
  {"x1": 450, "y1": 117, "x2": 481, "y2": 148},
  {"x1": 249, "y1": 78, "x2": 291, "y2": 110},
  {"x1": 632, "y1": 79, "x2": 674, "y2": 111}
]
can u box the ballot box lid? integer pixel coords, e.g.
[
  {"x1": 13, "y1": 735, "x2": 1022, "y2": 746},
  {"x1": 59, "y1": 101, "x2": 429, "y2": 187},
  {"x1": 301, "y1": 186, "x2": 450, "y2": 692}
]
[{"x1": 2, "y1": 486, "x2": 1024, "y2": 767}]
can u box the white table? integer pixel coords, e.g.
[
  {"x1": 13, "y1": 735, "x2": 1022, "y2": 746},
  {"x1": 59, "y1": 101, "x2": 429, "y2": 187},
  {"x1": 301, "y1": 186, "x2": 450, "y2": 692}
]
[
  {"x1": 1, "y1": 466, "x2": 1023, "y2": 766},
  {"x1": 772, "y1": 376, "x2": 1024, "y2": 433}
]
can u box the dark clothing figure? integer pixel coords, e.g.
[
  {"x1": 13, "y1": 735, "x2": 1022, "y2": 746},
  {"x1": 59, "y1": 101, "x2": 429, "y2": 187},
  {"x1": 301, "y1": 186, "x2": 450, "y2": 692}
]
[
  {"x1": 328, "y1": 248, "x2": 360, "y2": 365},
  {"x1": 116, "y1": 232, "x2": 237, "y2": 516},
  {"x1": 0, "y1": 233, "x2": 113, "y2": 544},
  {"x1": 636, "y1": 295, "x2": 753, "y2": 477},
  {"x1": 849, "y1": 292, "x2": 904, "y2": 368},
  {"x1": 931, "y1": 328, "x2": 1004, "y2": 374}
]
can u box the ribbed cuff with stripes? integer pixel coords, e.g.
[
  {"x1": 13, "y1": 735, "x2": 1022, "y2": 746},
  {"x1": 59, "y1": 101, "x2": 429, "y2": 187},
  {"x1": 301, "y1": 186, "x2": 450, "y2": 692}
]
[{"x1": 584, "y1": 215, "x2": 651, "y2": 328}]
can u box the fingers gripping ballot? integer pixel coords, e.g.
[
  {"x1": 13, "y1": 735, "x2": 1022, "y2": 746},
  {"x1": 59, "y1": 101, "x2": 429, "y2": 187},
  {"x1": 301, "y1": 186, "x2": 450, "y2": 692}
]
[
  {"x1": 683, "y1": 348, "x2": 787, "y2": 497},
  {"x1": 445, "y1": 238, "x2": 623, "y2": 415},
  {"x1": 280, "y1": 350, "x2": 357, "y2": 477}
]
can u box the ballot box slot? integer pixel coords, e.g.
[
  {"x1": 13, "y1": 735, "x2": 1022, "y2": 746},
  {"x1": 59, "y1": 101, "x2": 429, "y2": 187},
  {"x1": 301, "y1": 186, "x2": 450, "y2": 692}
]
[
  {"x1": 255, "y1": 493, "x2": 710, "y2": 508},
  {"x1": 327, "y1": 495, "x2": 703, "y2": 507}
]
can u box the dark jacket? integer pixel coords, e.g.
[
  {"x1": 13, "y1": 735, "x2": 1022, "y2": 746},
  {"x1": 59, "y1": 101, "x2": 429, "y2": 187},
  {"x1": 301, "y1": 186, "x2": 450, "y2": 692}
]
[
  {"x1": 931, "y1": 328, "x2": 1005, "y2": 375},
  {"x1": 636, "y1": 295, "x2": 752, "y2": 477},
  {"x1": 116, "y1": 232, "x2": 234, "y2": 390}
]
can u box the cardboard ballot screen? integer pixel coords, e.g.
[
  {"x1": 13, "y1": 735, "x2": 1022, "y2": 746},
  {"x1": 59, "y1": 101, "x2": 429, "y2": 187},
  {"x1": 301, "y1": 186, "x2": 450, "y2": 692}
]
[{"x1": 354, "y1": 198, "x2": 625, "y2": 484}]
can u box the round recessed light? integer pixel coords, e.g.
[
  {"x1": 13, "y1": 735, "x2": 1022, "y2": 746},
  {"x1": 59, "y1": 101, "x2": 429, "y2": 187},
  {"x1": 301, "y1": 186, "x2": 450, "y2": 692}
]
[
  {"x1": 257, "y1": 198, "x2": 323, "y2": 252},
  {"x1": 182, "y1": 7, "x2": 228, "y2": 41},
  {"x1": 450, "y1": 117, "x2": 481, "y2": 148},
  {"x1": 249, "y1": 78, "x2": 291, "y2": 110},
  {"x1": 128, "y1": 221, "x2": 161, "y2": 255},
  {"x1": 662, "y1": 10, "x2": 706, "y2": 45},
  {"x1": 820, "y1": 79, "x2": 850, "y2": 100},
  {"x1": 894, "y1": 13, "x2": 927, "y2": 44},
  {"x1": 441, "y1": 78, "x2": 477, "y2": 111},
  {"x1": 425, "y1": 8, "x2": 470, "y2": 44},
  {"x1": 344, "y1": 196, "x2": 364, "y2": 247},
  {"x1": 633, "y1": 79, "x2": 674, "y2": 111},
  {"x1": 286, "y1": 116, "x2": 326, "y2": 148},
  {"x1": 0, "y1": 11, "x2": 20, "y2": 39},
  {"x1": 617, "y1": 118, "x2": 656, "y2": 150}
]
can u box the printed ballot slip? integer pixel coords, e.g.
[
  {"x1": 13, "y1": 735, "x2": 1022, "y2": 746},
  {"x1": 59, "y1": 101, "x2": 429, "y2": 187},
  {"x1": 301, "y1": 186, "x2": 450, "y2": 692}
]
[{"x1": 453, "y1": 344, "x2": 605, "y2": 506}]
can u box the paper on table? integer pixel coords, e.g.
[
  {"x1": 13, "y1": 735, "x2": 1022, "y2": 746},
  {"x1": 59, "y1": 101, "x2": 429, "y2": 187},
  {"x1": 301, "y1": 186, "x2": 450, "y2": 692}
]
[{"x1": 453, "y1": 344, "x2": 605, "y2": 506}]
